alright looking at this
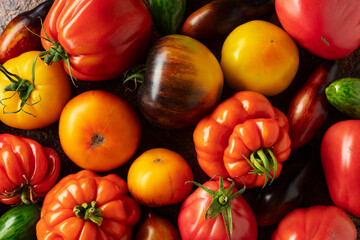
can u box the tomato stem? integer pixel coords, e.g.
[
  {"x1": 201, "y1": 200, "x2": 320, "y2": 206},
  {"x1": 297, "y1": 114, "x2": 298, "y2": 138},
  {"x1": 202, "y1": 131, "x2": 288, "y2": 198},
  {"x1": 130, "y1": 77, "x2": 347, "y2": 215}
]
[
  {"x1": 186, "y1": 176, "x2": 246, "y2": 240},
  {"x1": 242, "y1": 148, "x2": 278, "y2": 187},
  {"x1": 73, "y1": 201, "x2": 103, "y2": 226},
  {"x1": 0, "y1": 63, "x2": 40, "y2": 116},
  {"x1": 123, "y1": 64, "x2": 146, "y2": 91}
]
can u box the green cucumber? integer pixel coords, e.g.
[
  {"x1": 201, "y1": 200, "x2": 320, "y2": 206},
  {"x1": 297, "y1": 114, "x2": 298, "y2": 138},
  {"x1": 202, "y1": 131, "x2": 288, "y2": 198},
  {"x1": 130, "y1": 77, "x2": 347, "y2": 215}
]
[
  {"x1": 148, "y1": 0, "x2": 186, "y2": 35},
  {"x1": 325, "y1": 78, "x2": 360, "y2": 119},
  {"x1": 0, "y1": 204, "x2": 41, "y2": 240}
]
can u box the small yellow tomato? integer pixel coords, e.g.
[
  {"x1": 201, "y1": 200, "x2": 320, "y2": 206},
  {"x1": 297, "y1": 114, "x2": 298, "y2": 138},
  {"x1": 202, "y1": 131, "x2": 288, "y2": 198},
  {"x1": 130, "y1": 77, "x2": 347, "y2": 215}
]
[
  {"x1": 127, "y1": 148, "x2": 193, "y2": 207},
  {"x1": 221, "y1": 20, "x2": 299, "y2": 96}
]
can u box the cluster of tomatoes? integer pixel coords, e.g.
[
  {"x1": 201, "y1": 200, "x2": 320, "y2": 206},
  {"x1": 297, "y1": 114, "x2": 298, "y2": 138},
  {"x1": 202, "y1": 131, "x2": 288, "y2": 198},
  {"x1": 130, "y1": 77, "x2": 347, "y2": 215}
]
[{"x1": 0, "y1": 0, "x2": 359, "y2": 239}]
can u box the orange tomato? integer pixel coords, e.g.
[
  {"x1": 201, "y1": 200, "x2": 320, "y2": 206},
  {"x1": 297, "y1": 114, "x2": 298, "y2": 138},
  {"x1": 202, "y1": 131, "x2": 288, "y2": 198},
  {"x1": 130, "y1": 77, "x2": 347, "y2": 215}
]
[
  {"x1": 58, "y1": 90, "x2": 141, "y2": 171},
  {"x1": 221, "y1": 20, "x2": 299, "y2": 96},
  {"x1": 127, "y1": 148, "x2": 193, "y2": 207}
]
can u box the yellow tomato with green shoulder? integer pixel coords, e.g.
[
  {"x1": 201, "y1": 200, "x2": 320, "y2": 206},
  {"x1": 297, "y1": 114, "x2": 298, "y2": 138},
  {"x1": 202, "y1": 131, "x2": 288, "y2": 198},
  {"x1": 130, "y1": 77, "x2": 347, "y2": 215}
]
[
  {"x1": 127, "y1": 148, "x2": 193, "y2": 207},
  {"x1": 0, "y1": 51, "x2": 71, "y2": 129},
  {"x1": 221, "y1": 20, "x2": 299, "y2": 96}
]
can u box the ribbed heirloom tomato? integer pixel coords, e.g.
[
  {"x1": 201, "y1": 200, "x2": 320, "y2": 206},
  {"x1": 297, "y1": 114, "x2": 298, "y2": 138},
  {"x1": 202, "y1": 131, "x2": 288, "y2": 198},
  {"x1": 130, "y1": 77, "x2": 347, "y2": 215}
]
[{"x1": 59, "y1": 90, "x2": 141, "y2": 171}]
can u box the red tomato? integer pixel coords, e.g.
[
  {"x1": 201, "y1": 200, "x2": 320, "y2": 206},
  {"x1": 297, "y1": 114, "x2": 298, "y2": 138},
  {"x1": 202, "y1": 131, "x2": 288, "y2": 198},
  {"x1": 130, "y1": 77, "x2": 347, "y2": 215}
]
[
  {"x1": 41, "y1": 0, "x2": 152, "y2": 81},
  {"x1": 135, "y1": 213, "x2": 181, "y2": 240},
  {"x1": 275, "y1": 0, "x2": 360, "y2": 60},
  {"x1": 178, "y1": 177, "x2": 257, "y2": 240},
  {"x1": 0, "y1": 133, "x2": 60, "y2": 205},
  {"x1": 59, "y1": 90, "x2": 141, "y2": 171},
  {"x1": 320, "y1": 120, "x2": 360, "y2": 217},
  {"x1": 271, "y1": 205, "x2": 357, "y2": 240}
]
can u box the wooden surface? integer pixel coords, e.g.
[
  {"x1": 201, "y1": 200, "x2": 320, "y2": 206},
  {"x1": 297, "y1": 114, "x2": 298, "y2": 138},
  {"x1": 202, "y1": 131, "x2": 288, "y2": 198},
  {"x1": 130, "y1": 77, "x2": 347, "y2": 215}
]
[{"x1": 0, "y1": 0, "x2": 360, "y2": 239}]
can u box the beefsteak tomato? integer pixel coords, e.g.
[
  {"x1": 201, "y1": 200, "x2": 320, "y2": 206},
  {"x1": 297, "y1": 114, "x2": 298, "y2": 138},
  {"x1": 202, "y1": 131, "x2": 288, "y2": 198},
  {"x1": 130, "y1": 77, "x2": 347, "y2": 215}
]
[
  {"x1": 0, "y1": 51, "x2": 71, "y2": 129},
  {"x1": 0, "y1": 133, "x2": 60, "y2": 205},
  {"x1": 193, "y1": 91, "x2": 291, "y2": 188},
  {"x1": 320, "y1": 120, "x2": 360, "y2": 217},
  {"x1": 58, "y1": 90, "x2": 141, "y2": 172},
  {"x1": 275, "y1": 0, "x2": 360, "y2": 60},
  {"x1": 221, "y1": 20, "x2": 299, "y2": 96},
  {"x1": 127, "y1": 148, "x2": 193, "y2": 207},
  {"x1": 271, "y1": 205, "x2": 357, "y2": 240},
  {"x1": 178, "y1": 176, "x2": 257, "y2": 240},
  {"x1": 40, "y1": 0, "x2": 152, "y2": 81},
  {"x1": 36, "y1": 170, "x2": 141, "y2": 240}
]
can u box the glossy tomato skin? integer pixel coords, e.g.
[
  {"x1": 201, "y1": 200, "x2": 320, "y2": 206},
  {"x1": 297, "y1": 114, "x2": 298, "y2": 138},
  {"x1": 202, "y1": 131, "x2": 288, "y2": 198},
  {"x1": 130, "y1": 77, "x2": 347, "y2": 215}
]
[
  {"x1": 287, "y1": 61, "x2": 339, "y2": 150},
  {"x1": 221, "y1": 20, "x2": 299, "y2": 96},
  {"x1": 178, "y1": 179, "x2": 257, "y2": 240},
  {"x1": 180, "y1": 0, "x2": 274, "y2": 40},
  {"x1": 127, "y1": 148, "x2": 193, "y2": 207},
  {"x1": 275, "y1": 0, "x2": 360, "y2": 60},
  {"x1": 135, "y1": 213, "x2": 181, "y2": 240},
  {"x1": 138, "y1": 34, "x2": 223, "y2": 129},
  {"x1": 193, "y1": 91, "x2": 291, "y2": 188},
  {"x1": 36, "y1": 170, "x2": 141, "y2": 240},
  {"x1": 0, "y1": 133, "x2": 60, "y2": 205},
  {"x1": 271, "y1": 205, "x2": 357, "y2": 240},
  {"x1": 41, "y1": 0, "x2": 152, "y2": 81},
  {"x1": 59, "y1": 90, "x2": 141, "y2": 171},
  {"x1": 0, "y1": 51, "x2": 71, "y2": 129},
  {"x1": 320, "y1": 120, "x2": 360, "y2": 217},
  {"x1": 0, "y1": 0, "x2": 54, "y2": 64}
]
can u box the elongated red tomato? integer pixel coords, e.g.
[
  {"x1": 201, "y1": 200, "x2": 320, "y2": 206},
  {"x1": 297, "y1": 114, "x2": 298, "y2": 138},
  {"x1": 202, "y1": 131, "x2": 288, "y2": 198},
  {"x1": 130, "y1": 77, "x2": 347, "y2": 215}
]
[
  {"x1": 41, "y1": 0, "x2": 152, "y2": 81},
  {"x1": 0, "y1": 133, "x2": 60, "y2": 205},
  {"x1": 320, "y1": 120, "x2": 360, "y2": 217},
  {"x1": 37, "y1": 170, "x2": 141, "y2": 240}
]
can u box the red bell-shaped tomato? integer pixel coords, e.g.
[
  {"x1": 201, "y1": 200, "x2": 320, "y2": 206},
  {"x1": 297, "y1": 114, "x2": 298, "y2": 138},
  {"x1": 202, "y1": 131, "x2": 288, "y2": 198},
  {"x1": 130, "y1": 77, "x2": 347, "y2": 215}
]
[
  {"x1": 275, "y1": 0, "x2": 360, "y2": 60},
  {"x1": 40, "y1": 0, "x2": 152, "y2": 81}
]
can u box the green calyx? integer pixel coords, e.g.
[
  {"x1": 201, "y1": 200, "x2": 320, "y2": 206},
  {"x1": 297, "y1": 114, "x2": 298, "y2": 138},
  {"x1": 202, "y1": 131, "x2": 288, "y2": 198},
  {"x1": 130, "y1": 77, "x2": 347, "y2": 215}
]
[
  {"x1": 243, "y1": 148, "x2": 278, "y2": 187},
  {"x1": 26, "y1": 17, "x2": 77, "y2": 86},
  {"x1": 73, "y1": 201, "x2": 103, "y2": 226},
  {"x1": 0, "y1": 59, "x2": 40, "y2": 116},
  {"x1": 187, "y1": 176, "x2": 246, "y2": 240},
  {"x1": 122, "y1": 64, "x2": 146, "y2": 91}
]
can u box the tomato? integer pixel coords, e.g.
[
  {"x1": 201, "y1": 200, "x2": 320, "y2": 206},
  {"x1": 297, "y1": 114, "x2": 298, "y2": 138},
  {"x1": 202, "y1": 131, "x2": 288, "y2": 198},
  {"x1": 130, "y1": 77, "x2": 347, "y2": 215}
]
[
  {"x1": 0, "y1": 51, "x2": 71, "y2": 129},
  {"x1": 40, "y1": 0, "x2": 152, "y2": 81},
  {"x1": 127, "y1": 148, "x2": 193, "y2": 207},
  {"x1": 58, "y1": 90, "x2": 141, "y2": 172},
  {"x1": 320, "y1": 120, "x2": 360, "y2": 217},
  {"x1": 178, "y1": 177, "x2": 257, "y2": 240},
  {"x1": 137, "y1": 34, "x2": 223, "y2": 129},
  {"x1": 271, "y1": 205, "x2": 357, "y2": 240},
  {"x1": 135, "y1": 213, "x2": 181, "y2": 240},
  {"x1": 275, "y1": 0, "x2": 360, "y2": 60},
  {"x1": 193, "y1": 91, "x2": 291, "y2": 188},
  {"x1": 36, "y1": 170, "x2": 141, "y2": 240},
  {"x1": 0, "y1": 133, "x2": 60, "y2": 205},
  {"x1": 221, "y1": 20, "x2": 299, "y2": 96}
]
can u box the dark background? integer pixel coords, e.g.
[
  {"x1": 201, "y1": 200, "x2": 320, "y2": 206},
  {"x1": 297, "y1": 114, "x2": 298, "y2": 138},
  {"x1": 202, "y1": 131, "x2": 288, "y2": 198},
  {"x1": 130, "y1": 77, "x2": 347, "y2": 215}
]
[{"x1": 0, "y1": 0, "x2": 360, "y2": 239}]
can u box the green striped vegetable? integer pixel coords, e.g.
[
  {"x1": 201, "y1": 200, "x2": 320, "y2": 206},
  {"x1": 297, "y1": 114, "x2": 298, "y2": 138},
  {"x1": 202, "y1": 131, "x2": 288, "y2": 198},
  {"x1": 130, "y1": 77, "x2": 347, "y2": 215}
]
[
  {"x1": 148, "y1": 0, "x2": 186, "y2": 35},
  {"x1": 325, "y1": 78, "x2": 360, "y2": 119},
  {"x1": 0, "y1": 204, "x2": 41, "y2": 240}
]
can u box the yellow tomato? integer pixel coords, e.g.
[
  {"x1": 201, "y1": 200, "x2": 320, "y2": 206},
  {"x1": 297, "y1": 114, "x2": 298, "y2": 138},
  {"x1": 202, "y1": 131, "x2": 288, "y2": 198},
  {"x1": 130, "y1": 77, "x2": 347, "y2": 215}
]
[
  {"x1": 221, "y1": 20, "x2": 299, "y2": 96},
  {"x1": 58, "y1": 90, "x2": 141, "y2": 171},
  {"x1": 0, "y1": 51, "x2": 71, "y2": 129},
  {"x1": 127, "y1": 148, "x2": 194, "y2": 207}
]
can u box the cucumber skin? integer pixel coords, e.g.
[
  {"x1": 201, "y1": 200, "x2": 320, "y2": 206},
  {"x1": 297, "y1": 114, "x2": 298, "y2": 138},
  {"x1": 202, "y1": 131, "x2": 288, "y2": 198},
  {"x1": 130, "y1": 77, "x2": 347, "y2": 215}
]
[
  {"x1": 0, "y1": 204, "x2": 41, "y2": 240},
  {"x1": 325, "y1": 78, "x2": 360, "y2": 119},
  {"x1": 149, "y1": 0, "x2": 186, "y2": 35}
]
